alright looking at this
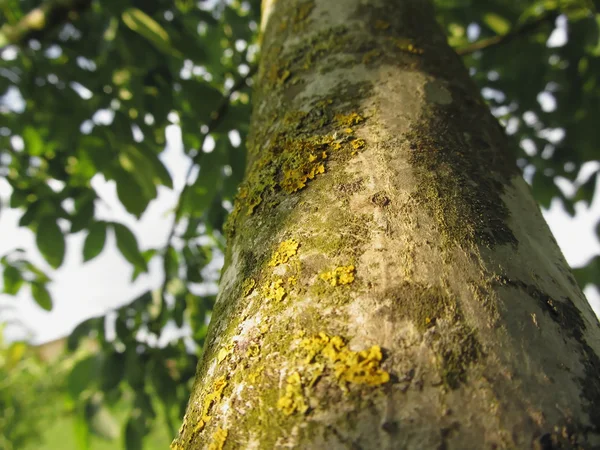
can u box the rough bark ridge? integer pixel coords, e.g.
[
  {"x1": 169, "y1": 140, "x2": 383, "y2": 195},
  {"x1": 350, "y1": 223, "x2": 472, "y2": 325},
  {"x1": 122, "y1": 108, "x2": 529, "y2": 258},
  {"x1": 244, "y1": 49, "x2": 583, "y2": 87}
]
[{"x1": 173, "y1": 0, "x2": 600, "y2": 448}]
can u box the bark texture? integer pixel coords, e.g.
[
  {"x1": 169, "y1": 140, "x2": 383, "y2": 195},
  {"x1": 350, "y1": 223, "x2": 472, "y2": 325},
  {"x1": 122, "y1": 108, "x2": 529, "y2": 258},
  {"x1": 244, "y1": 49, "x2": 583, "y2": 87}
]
[{"x1": 173, "y1": 0, "x2": 600, "y2": 448}]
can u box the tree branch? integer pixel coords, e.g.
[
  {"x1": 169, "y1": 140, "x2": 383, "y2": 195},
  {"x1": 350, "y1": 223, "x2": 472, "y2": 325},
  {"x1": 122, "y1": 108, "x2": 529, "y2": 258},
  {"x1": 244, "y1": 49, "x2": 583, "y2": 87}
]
[
  {"x1": 156, "y1": 65, "x2": 258, "y2": 327},
  {"x1": 455, "y1": 11, "x2": 558, "y2": 56},
  {"x1": 0, "y1": 0, "x2": 92, "y2": 49}
]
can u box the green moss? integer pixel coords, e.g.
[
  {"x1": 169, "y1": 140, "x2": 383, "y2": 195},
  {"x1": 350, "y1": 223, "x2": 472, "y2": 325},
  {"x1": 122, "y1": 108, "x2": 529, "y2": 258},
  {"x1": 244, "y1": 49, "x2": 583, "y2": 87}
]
[
  {"x1": 384, "y1": 282, "x2": 482, "y2": 389},
  {"x1": 404, "y1": 99, "x2": 518, "y2": 250},
  {"x1": 225, "y1": 86, "x2": 372, "y2": 241}
]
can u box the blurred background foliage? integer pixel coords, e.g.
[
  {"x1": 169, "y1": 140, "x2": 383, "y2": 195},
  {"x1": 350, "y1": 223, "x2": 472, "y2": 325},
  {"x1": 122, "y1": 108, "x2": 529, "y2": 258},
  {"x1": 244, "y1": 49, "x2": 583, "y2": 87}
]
[{"x1": 1, "y1": 0, "x2": 599, "y2": 448}]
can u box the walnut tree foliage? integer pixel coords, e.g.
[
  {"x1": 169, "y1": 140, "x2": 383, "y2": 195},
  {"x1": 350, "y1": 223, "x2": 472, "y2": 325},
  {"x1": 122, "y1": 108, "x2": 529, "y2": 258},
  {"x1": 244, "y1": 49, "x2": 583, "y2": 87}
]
[{"x1": 0, "y1": 0, "x2": 599, "y2": 447}]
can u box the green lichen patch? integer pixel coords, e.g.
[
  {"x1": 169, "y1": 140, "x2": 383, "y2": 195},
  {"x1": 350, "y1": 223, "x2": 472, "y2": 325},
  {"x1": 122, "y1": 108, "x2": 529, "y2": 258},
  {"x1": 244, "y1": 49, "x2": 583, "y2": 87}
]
[
  {"x1": 435, "y1": 325, "x2": 481, "y2": 390},
  {"x1": 242, "y1": 278, "x2": 256, "y2": 297},
  {"x1": 385, "y1": 282, "x2": 453, "y2": 332}
]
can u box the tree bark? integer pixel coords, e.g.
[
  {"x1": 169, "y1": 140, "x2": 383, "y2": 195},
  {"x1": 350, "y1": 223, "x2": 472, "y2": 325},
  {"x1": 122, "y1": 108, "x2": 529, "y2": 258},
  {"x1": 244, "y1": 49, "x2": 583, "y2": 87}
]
[{"x1": 172, "y1": 0, "x2": 600, "y2": 448}]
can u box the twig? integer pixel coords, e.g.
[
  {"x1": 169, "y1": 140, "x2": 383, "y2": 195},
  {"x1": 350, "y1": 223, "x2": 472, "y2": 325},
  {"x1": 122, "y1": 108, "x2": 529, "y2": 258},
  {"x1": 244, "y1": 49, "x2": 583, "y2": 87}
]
[
  {"x1": 455, "y1": 11, "x2": 558, "y2": 56},
  {"x1": 0, "y1": 0, "x2": 92, "y2": 50},
  {"x1": 156, "y1": 65, "x2": 258, "y2": 322}
]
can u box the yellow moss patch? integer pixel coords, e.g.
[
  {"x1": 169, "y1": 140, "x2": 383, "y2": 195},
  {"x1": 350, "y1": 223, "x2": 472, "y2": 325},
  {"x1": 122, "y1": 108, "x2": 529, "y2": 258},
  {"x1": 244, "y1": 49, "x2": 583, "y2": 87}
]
[
  {"x1": 335, "y1": 112, "x2": 364, "y2": 127},
  {"x1": 263, "y1": 278, "x2": 287, "y2": 302},
  {"x1": 277, "y1": 372, "x2": 309, "y2": 416},
  {"x1": 194, "y1": 376, "x2": 228, "y2": 433},
  {"x1": 208, "y1": 428, "x2": 228, "y2": 450},
  {"x1": 269, "y1": 239, "x2": 299, "y2": 266},
  {"x1": 319, "y1": 265, "x2": 355, "y2": 286}
]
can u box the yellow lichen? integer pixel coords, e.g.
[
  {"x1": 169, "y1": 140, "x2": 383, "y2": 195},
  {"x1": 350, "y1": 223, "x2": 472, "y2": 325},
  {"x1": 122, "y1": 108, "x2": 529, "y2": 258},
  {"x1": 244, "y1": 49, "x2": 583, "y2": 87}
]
[
  {"x1": 280, "y1": 142, "x2": 328, "y2": 194},
  {"x1": 246, "y1": 343, "x2": 260, "y2": 357},
  {"x1": 362, "y1": 49, "x2": 382, "y2": 64},
  {"x1": 390, "y1": 37, "x2": 424, "y2": 55},
  {"x1": 319, "y1": 265, "x2": 355, "y2": 286},
  {"x1": 269, "y1": 239, "x2": 299, "y2": 266},
  {"x1": 335, "y1": 112, "x2": 364, "y2": 127},
  {"x1": 194, "y1": 376, "x2": 228, "y2": 433},
  {"x1": 277, "y1": 372, "x2": 309, "y2": 416},
  {"x1": 248, "y1": 366, "x2": 263, "y2": 383},
  {"x1": 263, "y1": 278, "x2": 287, "y2": 302},
  {"x1": 279, "y1": 69, "x2": 291, "y2": 84},
  {"x1": 374, "y1": 20, "x2": 390, "y2": 30},
  {"x1": 351, "y1": 139, "x2": 366, "y2": 150},
  {"x1": 208, "y1": 428, "x2": 228, "y2": 450},
  {"x1": 301, "y1": 333, "x2": 389, "y2": 390},
  {"x1": 217, "y1": 343, "x2": 235, "y2": 363}
]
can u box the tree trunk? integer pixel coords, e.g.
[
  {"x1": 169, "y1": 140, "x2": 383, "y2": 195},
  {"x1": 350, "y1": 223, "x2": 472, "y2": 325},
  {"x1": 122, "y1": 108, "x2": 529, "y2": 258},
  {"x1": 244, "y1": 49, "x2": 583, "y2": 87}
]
[{"x1": 172, "y1": 0, "x2": 600, "y2": 448}]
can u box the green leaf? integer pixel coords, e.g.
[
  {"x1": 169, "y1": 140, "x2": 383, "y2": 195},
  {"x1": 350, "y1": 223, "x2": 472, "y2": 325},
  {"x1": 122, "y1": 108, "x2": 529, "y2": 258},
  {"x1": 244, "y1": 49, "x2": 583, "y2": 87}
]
[
  {"x1": 67, "y1": 316, "x2": 104, "y2": 351},
  {"x1": 573, "y1": 255, "x2": 600, "y2": 288},
  {"x1": 115, "y1": 170, "x2": 152, "y2": 218},
  {"x1": 179, "y1": 148, "x2": 224, "y2": 220},
  {"x1": 18, "y1": 200, "x2": 41, "y2": 227},
  {"x1": 100, "y1": 351, "x2": 126, "y2": 392},
  {"x1": 31, "y1": 282, "x2": 53, "y2": 311},
  {"x1": 483, "y1": 13, "x2": 511, "y2": 35},
  {"x1": 132, "y1": 249, "x2": 157, "y2": 281},
  {"x1": 68, "y1": 355, "x2": 101, "y2": 400},
  {"x1": 36, "y1": 218, "x2": 65, "y2": 269},
  {"x1": 83, "y1": 222, "x2": 108, "y2": 262},
  {"x1": 71, "y1": 195, "x2": 96, "y2": 233},
  {"x1": 74, "y1": 406, "x2": 91, "y2": 450},
  {"x1": 3, "y1": 265, "x2": 24, "y2": 295},
  {"x1": 124, "y1": 416, "x2": 144, "y2": 450},
  {"x1": 122, "y1": 8, "x2": 181, "y2": 58},
  {"x1": 112, "y1": 223, "x2": 148, "y2": 272},
  {"x1": 22, "y1": 126, "x2": 45, "y2": 156},
  {"x1": 88, "y1": 402, "x2": 120, "y2": 440},
  {"x1": 125, "y1": 349, "x2": 145, "y2": 389},
  {"x1": 165, "y1": 246, "x2": 179, "y2": 279}
]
